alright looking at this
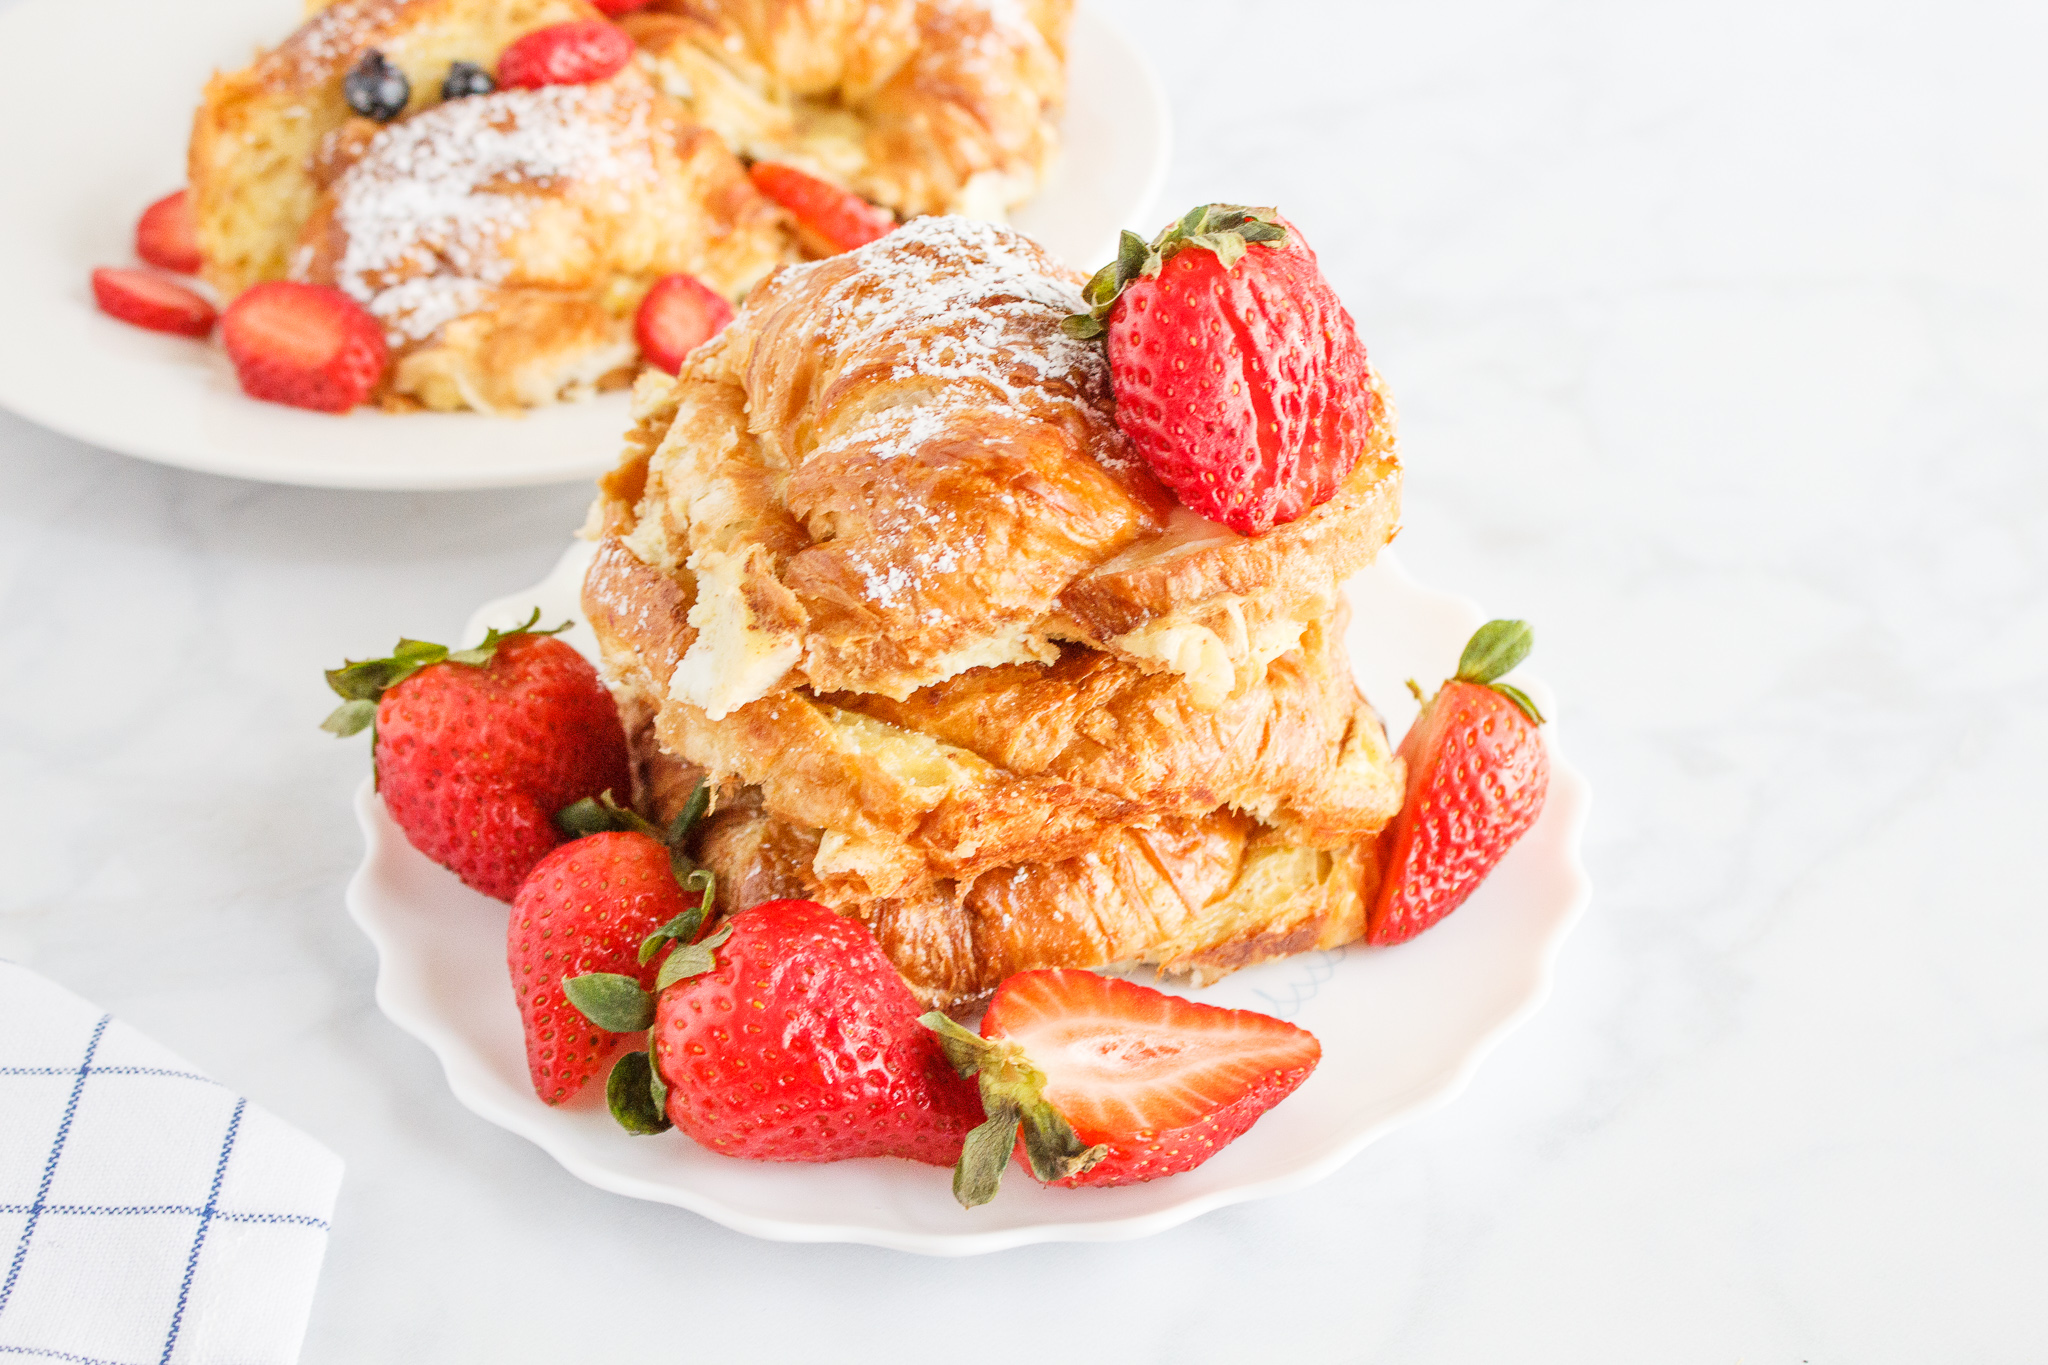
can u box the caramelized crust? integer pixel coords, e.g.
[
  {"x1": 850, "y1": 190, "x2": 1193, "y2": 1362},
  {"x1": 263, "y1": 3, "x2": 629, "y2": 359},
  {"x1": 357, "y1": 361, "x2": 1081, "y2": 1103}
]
[
  {"x1": 623, "y1": 0, "x2": 1069, "y2": 218},
  {"x1": 591, "y1": 217, "x2": 1402, "y2": 710}
]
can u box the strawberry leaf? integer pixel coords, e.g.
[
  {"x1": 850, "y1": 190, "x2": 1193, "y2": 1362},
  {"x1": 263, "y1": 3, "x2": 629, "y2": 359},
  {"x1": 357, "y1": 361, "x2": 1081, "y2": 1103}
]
[
  {"x1": 320, "y1": 698, "x2": 378, "y2": 737},
  {"x1": 321, "y1": 609, "x2": 567, "y2": 737},
  {"x1": 646, "y1": 1038, "x2": 669, "y2": 1115},
  {"x1": 446, "y1": 609, "x2": 568, "y2": 666},
  {"x1": 563, "y1": 972, "x2": 654, "y2": 1032},
  {"x1": 637, "y1": 869, "x2": 717, "y2": 965},
  {"x1": 953, "y1": 1108, "x2": 1021, "y2": 1208},
  {"x1": 605, "y1": 1050, "x2": 671, "y2": 1134},
  {"x1": 1488, "y1": 681, "x2": 1546, "y2": 725},
  {"x1": 666, "y1": 779, "x2": 712, "y2": 846},
  {"x1": 1016, "y1": 1098, "x2": 1107, "y2": 1184},
  {"x1": 324, "y1": 638, "x2": 447, "y2": 704},
  {"x1": 560, "y1": 783, "x2": 717, "y2": 901},
  {"x1": 653, "y1": 921, "x2": 733, "y2": 990},
  {"x1": 922, "y1": 1011, "x2": 995, "y2": 1077},
  {"x1": 918, "y1": 1011, "x2": 1104, "y2": 1206},
  {"x1": 555, "y1": 789, "x2": 660, "y2": 840},
  {"x1": 1454, "y1": 619, "x2": 1533, "y2": 685},
  {"x1": 1062, "y1": 205, "x2": 1287, "y2": 337}
]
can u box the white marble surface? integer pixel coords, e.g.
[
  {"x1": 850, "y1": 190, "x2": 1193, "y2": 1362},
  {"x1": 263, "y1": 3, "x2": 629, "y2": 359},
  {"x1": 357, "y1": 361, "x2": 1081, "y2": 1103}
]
[{"x1": 2, "y1": 0, "x2": 2044, "y2": 1358}]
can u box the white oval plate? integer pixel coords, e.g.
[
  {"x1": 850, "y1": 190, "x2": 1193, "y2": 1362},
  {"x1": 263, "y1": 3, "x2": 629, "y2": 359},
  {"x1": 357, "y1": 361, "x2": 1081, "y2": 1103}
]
[
  {"x1": 0, "y1": 1, "x2": 1168, "y2": 490},
  {"x1": 344, "y1": 542, "x2": 1592, "y2": 1254}
]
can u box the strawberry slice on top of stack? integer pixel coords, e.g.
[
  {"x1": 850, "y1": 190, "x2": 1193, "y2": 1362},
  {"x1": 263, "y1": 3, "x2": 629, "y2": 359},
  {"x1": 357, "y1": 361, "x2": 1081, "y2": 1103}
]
[{"x1": 1065, "y1": 203, "x2": 1377, "y2": 537}]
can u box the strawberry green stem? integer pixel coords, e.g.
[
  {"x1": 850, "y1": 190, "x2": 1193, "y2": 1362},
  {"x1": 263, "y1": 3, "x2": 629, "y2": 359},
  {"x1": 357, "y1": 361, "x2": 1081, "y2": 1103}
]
[{"x1": 1062, "y1": 204, "x2": 1288, "y2": 339}]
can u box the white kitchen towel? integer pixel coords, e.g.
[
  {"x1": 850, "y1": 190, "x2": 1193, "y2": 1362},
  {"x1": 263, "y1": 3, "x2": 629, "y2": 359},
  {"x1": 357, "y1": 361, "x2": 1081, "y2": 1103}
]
[{"x1": 0, "y1": 961, "x2": 343, "y2": 1365}]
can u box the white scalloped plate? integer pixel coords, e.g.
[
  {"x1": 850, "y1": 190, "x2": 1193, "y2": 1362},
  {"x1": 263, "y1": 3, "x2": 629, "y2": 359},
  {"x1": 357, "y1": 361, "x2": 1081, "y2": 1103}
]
[
  {"x1": 343, "y1": 541, "x2": 1592, "y2": 1254},
  {"x1": 0, "y1": 0, "x2": 1167, "y2": 490}
]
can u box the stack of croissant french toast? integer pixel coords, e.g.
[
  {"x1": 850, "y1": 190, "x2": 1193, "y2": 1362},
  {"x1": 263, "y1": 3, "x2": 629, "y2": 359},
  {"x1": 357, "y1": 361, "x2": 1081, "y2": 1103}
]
[
  {"x1": 302, "y1": 5, "x2": 1557, "y2": 1195},
  {"x1": 581, "y1": 214, "x2": 1409, "y2": 1008}
]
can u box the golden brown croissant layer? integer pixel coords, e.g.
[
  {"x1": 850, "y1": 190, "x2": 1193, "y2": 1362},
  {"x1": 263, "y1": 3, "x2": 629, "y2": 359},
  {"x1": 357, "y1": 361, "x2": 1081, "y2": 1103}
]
[
  {"x1": 643, "y1": 742, "x2": 1385, "y2": 1009},
  {"x1": 585, "y1": 532, "x2": 1402, "y2": 906},
  {"x1": 591, "y1": 216, "x2": 1402, "y2": 712}
]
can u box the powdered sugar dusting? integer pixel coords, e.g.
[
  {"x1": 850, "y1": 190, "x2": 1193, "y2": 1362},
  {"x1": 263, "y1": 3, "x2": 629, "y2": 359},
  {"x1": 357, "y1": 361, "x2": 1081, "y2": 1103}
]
[
  {"x1": 322, "y1": 84, "x2": 659, "y2": 343},
  {"x1": 278, "y1": 0, "x2": 407, "y2": 84},
  {"x1": 770, "y1": 217, "x2": 1138, "y2": 616},
  {"x1": 800, "y1": 215, "x2": 1119, "y2": 443}
]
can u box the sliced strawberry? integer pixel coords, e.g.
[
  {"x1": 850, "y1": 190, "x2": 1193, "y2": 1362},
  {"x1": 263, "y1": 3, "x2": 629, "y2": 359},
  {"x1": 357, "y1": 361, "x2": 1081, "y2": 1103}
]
[
  {"x1": 747, "y1": 162, "x2": 895, "y2": 256},
  {"x1": 90, "y1": 267, "x2": 215, "y2": 338},
  {"x1": 220, "y1": 281, "x2": 387, "y2": 413},
  {"x1": 591, "y1": 0, "x2": 652, "y2": 12},
  {"x1": 635, "y1": 273, "x2": 734, "y2": 374},
  {"x1": 1071, "y1": 205, "x2": 1374, "y2": 536},
  {"x1": 136, "y1": 190, "x2": 202, "y2": 274},
  {"x1": 497, "y1": 20, "x2": 635, "y2": 89},
  {"x1": 1368, "y1": 620, "x2": 1550, "y2": 945},
  {"x1": 924, "y1": 969, "x2": 1321, "y2": 1203}
]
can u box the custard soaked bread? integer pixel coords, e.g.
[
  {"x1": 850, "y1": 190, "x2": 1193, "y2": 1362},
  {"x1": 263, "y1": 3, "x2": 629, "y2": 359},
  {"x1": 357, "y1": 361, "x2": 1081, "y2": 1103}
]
[
  {"x1": 589, "y1": 216, "x2": 1401, "y2": 712},
  {"x1": 191, "y1": 0, "x2": 794, "y2": 411},
  {"x1": 622, "y1": 0, "x2": 1069, "y2": 219}
]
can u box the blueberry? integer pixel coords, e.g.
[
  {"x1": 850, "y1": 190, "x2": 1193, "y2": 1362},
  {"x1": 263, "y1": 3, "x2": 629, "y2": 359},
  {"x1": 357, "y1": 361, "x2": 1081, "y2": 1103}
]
[
  {"x1": 441, "y1": 61, "x2": 496, "y2": 101},
  {"x1": 344, "y1": 50, "x2": 410, "y2": 122}
]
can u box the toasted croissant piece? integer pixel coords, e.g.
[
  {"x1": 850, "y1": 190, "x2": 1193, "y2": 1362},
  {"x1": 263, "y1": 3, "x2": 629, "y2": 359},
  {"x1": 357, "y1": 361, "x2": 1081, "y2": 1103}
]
[
  {"x1": 192, "y1": 0, "x2": 793, "y2": 412},
  {"x1": 589, "y1": 216, "x2": 1401, "y2": 711},
  {"x1": 585, "y1": 531, "x2": 1402, "y2": 904},
  {"x1": 623, "y1": 0, "x2": 1068, "y2": 219}
]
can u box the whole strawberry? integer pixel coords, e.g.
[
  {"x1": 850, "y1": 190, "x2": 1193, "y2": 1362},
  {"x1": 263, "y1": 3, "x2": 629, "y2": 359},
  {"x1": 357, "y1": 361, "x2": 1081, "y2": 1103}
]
[
  {"x1": 924, "y1": 969, "x2": 1321, "y2": 1205},
  {"x1": 1065, "y1": 204, "x2": 1376, "y2": 536},
  {"x1": 323, "y1": 612, "x2": 633, "y2": 902},
  {"x1": 568, "y1": 899, "x2": 983, "y2": 1163},
  {"x1": 510, "y1": 791, "x2": 712, "y2": 1105},
  {"x1": 1369, "y1": 620, "x2": 1550, "y2": 945}
]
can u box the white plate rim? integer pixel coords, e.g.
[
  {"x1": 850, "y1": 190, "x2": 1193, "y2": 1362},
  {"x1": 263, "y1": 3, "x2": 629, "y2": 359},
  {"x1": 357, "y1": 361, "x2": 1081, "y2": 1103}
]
[{"x1": 343, "y1": 542, "x2": 1593, "y2": 1255}]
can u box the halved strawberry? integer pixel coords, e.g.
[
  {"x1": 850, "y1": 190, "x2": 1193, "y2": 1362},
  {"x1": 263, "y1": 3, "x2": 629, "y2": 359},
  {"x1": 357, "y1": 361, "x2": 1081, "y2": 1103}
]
[
  {"x1": 1368, "y1": 620, "x2": 1550, "y2": 945},
  {"x1": 635, "y1": 273, "x2": 734, "y2": 374},
  {"x1": 497, "y1": 19, "x2": 635, "y2": 89},
  {"x1": 1066, "y1": 205, "x2": 1375, "y2": 536},
  {"x1": 220, "y1": 281, "x2": 387, "y2": 413},
  {"x1": 136, "y1": 190, "x2": 202, "y2": 274},
  {"x1": 924, "y1": 969, "x2": 1321, "y2": 1204},
  {"x1": 747, "y1": 162, "x2": 895, "y2": 256},
  {"x1": 90, "y1": 268, "x2": 215, "y2": 338},
  {"x1": 591, "y1": 0, "x2": 652, "y2": 12}
]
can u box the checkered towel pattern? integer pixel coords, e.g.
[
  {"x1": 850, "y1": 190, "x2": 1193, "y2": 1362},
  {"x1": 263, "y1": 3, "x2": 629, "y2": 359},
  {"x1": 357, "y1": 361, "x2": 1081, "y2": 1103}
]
[{"x1": 0, "y1": 962, "x2": 343, "y2": 1365}]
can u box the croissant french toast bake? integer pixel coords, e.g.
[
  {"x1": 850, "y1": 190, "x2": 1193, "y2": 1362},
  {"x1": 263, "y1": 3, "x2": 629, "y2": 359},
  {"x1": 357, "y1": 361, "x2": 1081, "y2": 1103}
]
[
  {"x1": 597, "y1": 543, "x2": 1400, "y2": 1007},
  {"x1": 590, "y1": 215, "x2": 1403, "y2": 714},
  {"x1": 622, "y1": 0, "x2": 1069, "y2": 220},
  {"x1": 190, "y1": 0, "x2": 794, "y2": 412}
]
